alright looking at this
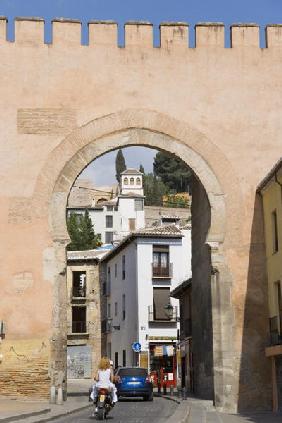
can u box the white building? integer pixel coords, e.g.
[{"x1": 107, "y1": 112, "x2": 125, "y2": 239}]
[
  {"x1": 67, "y1": 168, "x2": 145, "y2": 245},
  {"x1": 100, "y1": 224, "x2": 191, "y2": 387}
]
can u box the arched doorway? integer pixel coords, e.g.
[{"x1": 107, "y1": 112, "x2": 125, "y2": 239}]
[{"x1": 34, "y1": 110, "x2": 241, "y2": 412}]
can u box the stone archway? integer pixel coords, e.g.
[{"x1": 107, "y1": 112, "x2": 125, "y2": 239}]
[{"x1": 33, "y1": 109, "x2": 242, "y2": 412}]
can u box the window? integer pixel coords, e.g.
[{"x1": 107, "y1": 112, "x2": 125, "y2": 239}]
[
  {"x1": 153, "y1": 288, "x2": 171, "y2": 321},
  {"x1": 106, "y1": 215, "x2": 113, "y2": 228},
  {"x1": 124, "y1": 177, "x2": 128, "y2": 185},
  {"x1": 115, "y1": 263, "x2": 117, "y2": 278},
  {"x1": 102, "y1": 282, "x2": 107, "y2": 296},
  {"x1": 272, "y1": 210, "x2": 279, "y2": 253},
  {"x1": 107, "y1": 267, "x2": 111, "y2": 295},
  {"x1": 105, "y1": 232, "x2": 113, "y2": 244},
  {"x1": 115, "y1": 302, "x2": 118, "y2": 317},
  {"x1": 123, "y1": 349, "x2": 126, "y2": 367},
  {"x1": 122, "y1": 255, "x2": 125, "y2": 280},
  {"x1": 107, "y1": 206, "x2": 113, "y2": 211},
  {"x1": 72, "y1": 306, "x2": 87, "y2": 333},
  {"x1": 135, "y1": 199, "x2": 144, "y2": 211},
  {"x1": 72, "y1": 271, "x2": 86, "y2": 298},
  {"x1": 107, "y1": 303, "x2": 111, "y2": 318},
  {"x1": 115, "y1": 352, "x2": 119, "y2": 369},
  {"x1": 122, "y1": 294, "x2": 126, "y2": 320},
  {"x1": 136, "y1": 177, "x2": 141, "y2": 185},
  {"x1": 152, "y1": 245, "x2": 170, "y2": 277},
  {"x1": 130, "y1": 177, "x2": 134, "y2": 185},
  {"x1": 129, "y1": 218, "x2": 136, "y2": 231}
]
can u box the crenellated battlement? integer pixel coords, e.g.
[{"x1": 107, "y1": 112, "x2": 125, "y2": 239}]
[{"x1": 0, "y1": 17, "x2": 282, "y2": 48}]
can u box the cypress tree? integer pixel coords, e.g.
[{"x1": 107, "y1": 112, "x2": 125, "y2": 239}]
[
  {"x1": 139, "y1": 164, "x2": 145, "y2": 174},
  {"x1": 115, "y1": 149, "x2": 126, "y2": 183}
]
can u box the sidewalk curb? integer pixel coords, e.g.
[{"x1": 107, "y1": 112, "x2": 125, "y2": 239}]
[
  {"x1": 154, "y1": 394, "x2": 190, "y2": 423},
  {"x1": 154, "y1": 393, "x2": 181, "y2": 404},
  {"x1": 0, "y1": 408, "x2": 51, "y2": 423},
  {"x1": 169, "y1": 401, "x2": 190, "y2": 423},
  {"x1": 0, "y1": 404, "x2": 92, "y2": 423},
  {"x1": 30, "y1": 404, "x2": 92, "y2": 422}
]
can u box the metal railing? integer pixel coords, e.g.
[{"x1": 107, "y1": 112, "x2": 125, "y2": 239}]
[
  {"x1": 148, "y1": 305, "x2": 178, "y2": 322},
  {"x1": 72, "y1": 286, "x2": 86, "y2": 298},
  {"x1": 269, "y1": 316, "x2": 282, "y2": 345},
  {"x1": 152, "y1": 263, "x2": 173, "y2": 278}
]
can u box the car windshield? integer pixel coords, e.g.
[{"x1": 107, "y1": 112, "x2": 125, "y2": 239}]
[{"x1": 118, "y1": 368, "x2": 147, "y2": 377}]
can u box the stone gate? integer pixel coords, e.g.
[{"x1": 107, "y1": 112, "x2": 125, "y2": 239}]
[{"x1": 0, "y1": 18, "x2": 282, "y2": 412}]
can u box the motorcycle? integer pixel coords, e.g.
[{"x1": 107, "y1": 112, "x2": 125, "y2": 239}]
[{"x1": 94, "y1": 387, "x2": 113, "y2": 420}]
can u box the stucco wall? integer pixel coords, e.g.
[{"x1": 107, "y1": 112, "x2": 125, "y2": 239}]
[
  {"x1": 0, "y1": 18, "x2": 281, "y2": 410},
  {"x1": 104, "y1": 242, "x2": 138, "y2": 367}
]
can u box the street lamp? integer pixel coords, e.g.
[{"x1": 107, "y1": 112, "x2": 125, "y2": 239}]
[{"x1": 106, "y1": 317, "x2": 120, "y2": 331}]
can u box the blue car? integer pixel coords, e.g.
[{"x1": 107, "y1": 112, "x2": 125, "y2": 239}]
[{"x1": 115, "y1": 367, "x2": 153, "y2": 401}]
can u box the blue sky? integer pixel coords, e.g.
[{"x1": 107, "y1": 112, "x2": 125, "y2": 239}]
[
  {"x1": 1, "y1": 0, "x2": 282, "y2": 45},
  {"x1": 80, "y1": 147, "x2": 157, "y2": 186},
  {"x1": 2, "y1": 1, "x2": 281, "y2": 185}
]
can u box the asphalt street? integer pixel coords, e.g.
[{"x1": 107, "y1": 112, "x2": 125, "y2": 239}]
[{"x1": 51, "y1": 397, "x2": 178, "y2": 423}]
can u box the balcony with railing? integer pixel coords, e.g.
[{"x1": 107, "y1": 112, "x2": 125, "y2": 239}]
[
  {"x1": 269, "y1": 316, "x2": 282, "y2": 346},
  {"x1": 72, "y1": 285, "x2": 86, "y2": 298},
  {"x1": 148, "y1": 305, "x2": 178, "y2": 323},
  {"x1": 152, "y1": 263, "x2": 173, "y2": 279}
]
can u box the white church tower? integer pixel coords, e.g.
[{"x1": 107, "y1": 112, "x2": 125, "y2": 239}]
[
  {"x1": 117, "y1": 169, "x2": 145, "y2": 235},
  {"x1": 120, "y1": 168, "x2": 144, "y2": 196}
]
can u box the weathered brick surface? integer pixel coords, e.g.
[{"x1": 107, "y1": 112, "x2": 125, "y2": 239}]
[
  {"x1": 0, "y1": 340, "x2": 50, "y2": 399},
  {"x1": 17, "y1": 108, "x2": 76, "y2": 135}
]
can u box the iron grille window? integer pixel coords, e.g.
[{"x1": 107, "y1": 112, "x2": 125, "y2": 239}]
[{"x1": 72, "y1": 271, "x2": 86, "y2": 298}]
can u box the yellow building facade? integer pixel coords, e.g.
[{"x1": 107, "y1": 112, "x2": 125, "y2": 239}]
[{"x1": 258, "y1": 158, "x2": 282, "y2": 412}]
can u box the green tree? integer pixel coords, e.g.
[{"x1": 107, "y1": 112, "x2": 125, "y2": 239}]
[
  {"x1": 115, "y1": 149, "x2": 126, "y2": 183},
  {"x1": 143, "y1": 173, "x2": 168, "y2": 206},
  {"x1": 139, "y1": 164, "x2": 145, "y2": 174},
  {"x1": 153, "y1": 151, "x2": 191, "y2": 193},
  {"x1": 67, "y1": 210, "x2": 101, "y2": 251}
]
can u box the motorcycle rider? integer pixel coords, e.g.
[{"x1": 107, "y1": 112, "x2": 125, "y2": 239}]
[{"x1": 91, "y1": 357, "x2": 118, "y2": 407}]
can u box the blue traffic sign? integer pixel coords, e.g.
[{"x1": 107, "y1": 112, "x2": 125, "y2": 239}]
[{"x1": 131, "y1": 342, "x2": 141, "y2": 353}]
